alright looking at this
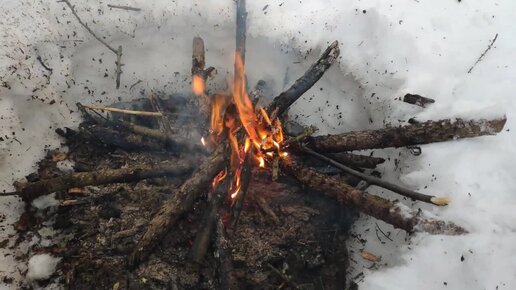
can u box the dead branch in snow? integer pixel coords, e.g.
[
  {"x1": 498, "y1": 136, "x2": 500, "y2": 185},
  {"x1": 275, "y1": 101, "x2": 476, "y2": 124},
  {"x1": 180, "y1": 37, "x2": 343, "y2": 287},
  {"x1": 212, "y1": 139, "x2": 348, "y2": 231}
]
[
  {"x1": 107, "y1": 4, "x2": 141, "y2": 12},
  {"x1": 468, "y1": 33, "x2": 498, "y2": 74},
  {"x1": 60, "y1": 0, "x2": 123, "y2": 88}
]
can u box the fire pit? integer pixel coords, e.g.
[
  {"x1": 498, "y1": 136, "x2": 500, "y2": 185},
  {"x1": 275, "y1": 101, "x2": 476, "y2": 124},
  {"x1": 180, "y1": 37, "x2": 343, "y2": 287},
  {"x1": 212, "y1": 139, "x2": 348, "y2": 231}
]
[{"x1": 7, "y1": 0, "x2": 506, "y2": 289}]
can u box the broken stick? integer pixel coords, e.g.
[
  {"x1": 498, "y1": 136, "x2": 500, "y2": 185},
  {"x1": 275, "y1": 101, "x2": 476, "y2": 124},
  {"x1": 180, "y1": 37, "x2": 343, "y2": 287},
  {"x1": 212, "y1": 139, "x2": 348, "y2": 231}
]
[
  {"x1": 281, "y1": 157, "x2": 466, "y2": 235},
  {"x1": 309, "y1": 117, "x2": 507, "y2": 153}
]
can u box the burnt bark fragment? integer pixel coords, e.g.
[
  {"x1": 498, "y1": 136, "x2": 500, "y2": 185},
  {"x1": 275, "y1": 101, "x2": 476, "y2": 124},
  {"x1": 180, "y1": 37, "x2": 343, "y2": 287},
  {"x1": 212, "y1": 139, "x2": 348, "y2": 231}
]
[
  {"x1": 403, "y1": 93, "x2": 435, "y2": 107},
  {"x1": 309, "y1": 117, "x2": 507, "y2": 152}
]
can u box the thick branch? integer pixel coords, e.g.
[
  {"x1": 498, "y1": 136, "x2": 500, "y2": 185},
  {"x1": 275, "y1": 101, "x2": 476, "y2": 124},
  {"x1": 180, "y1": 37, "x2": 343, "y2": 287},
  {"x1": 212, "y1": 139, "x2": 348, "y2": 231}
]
[
  {"x1": 267, "y1": 41, "x2": 340, "y2": 118},
  {"x1": 17, "y1": 161, "x2": 195, "y2": 202},
  {"x1": 309, "y1": 117, "x2": 507, "y2": 152},
  {"x1": 281, "y1": 157, "x2": 466, "y2": 235},
  {"x1": 129, "y1": 144, "x2": 227, "y2": 266}
]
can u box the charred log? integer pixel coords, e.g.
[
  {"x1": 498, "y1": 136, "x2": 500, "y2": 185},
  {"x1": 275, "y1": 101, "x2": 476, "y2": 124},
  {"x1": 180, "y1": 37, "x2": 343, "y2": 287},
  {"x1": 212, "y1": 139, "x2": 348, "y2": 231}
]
[
  {"x1": 267, "y1": 41, "x2": 340, "y2": 119},
  {"x1": 281, "y1": 157, "x2": 466, "y2": 235},
  {"x1": 216, "y1": 218, "x2": 239, "y2": 290},
  {"x1": 189, "y1": 177, "x2": 230, "y2": 264},
  {"x1": 309, "y1": 117, "x2": 507, "y2": 152}
]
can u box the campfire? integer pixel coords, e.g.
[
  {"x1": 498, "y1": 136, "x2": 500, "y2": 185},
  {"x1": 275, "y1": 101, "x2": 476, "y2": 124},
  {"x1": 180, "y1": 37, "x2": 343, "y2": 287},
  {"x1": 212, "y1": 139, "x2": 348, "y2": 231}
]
[{"x1": 8, "y1": 0, "x2": 507, "y2": 289}]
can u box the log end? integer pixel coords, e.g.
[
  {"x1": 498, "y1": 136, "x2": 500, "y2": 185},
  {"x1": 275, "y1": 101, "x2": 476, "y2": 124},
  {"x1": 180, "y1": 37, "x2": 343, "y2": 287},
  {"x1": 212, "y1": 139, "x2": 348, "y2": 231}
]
[
  {"x1": 430, "y1": 196, "x2": 450, "y2": 206},
  {"x1": 485, "y1": 116, "x2": 507, "y2": 133}
]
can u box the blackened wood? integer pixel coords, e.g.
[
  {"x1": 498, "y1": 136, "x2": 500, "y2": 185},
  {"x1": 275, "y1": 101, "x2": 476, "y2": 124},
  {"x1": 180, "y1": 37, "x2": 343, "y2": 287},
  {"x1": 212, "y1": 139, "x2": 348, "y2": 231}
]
[
  {"x1": 310, "y1": 117, "x2": 507, "y2": 152},
  {"x1": 86, "y1": 125, "x2": 164, "y2": 152},
  {"x1": 301, "y1": 146, "x2": 445, "y2": 206},
  {"x1": 403, "y1": 93, "x2": 435, "y2": 107},
  {"x1": 231, "y1": 151, "x2": 253, "y2": 227},
  {"x1": 17, "y1": 160, "x2": 195, "y2": 202},
  {"x1": 189, "y1": 177, "x2": 230, "y2": 264},
  {"x1": 326, "y1": 152, "x2": 385, "y2": 169},
  {"x1": 192, "y1": 37, "x2": 211, "y2": 118},
  {"x1": 235, "y1": 0, "x2": 247, "y2": 64},
  {"x1": 266, "y1": 41, "x2": 340, "y2": 118},
  {"x1": 216, "y1": 218, "x2": 239, "y2": 290},
  {"x1": 281, "y1": 157, "x2": 466, "y2": 235},
  {"x1": 129, "y1": 144, "x2": 227, "y2": 266}
]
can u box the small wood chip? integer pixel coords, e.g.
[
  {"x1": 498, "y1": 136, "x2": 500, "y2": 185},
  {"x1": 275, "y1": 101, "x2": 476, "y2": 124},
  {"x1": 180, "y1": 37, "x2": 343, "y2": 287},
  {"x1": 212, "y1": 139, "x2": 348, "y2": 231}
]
[
  {"x1": 52, "y1": 151, "x2": 67, "y2": 162},
  {"x1": 360, "y1": 250, "x2": 381, "y2": 262}
]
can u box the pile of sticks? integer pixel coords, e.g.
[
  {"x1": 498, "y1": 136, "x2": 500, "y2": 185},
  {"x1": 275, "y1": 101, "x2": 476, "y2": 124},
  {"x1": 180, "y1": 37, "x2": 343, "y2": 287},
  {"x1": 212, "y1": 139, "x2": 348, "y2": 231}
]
[{"x1": 7, "y1": 0, "x2": 506, "y2": 287}]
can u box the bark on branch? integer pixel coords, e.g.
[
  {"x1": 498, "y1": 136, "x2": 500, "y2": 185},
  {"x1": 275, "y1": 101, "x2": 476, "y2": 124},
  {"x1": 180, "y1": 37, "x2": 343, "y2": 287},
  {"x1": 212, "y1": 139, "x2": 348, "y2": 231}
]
[
  {"x1": 309, "y1": 117, "x2": 507, "y2": 152},
  {"x1": 281, "y1": 157, "x2": 466, "y2": 235},
  {"x1": 17, "y1": 161, "x2": 195, "y2": 202}
]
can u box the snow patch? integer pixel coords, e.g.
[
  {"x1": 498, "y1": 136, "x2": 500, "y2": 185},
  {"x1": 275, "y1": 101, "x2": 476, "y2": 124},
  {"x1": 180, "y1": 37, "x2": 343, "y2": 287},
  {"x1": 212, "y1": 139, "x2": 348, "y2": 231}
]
[{"x1": 27, "y1": 254, "x2": 61, "y2": 281}]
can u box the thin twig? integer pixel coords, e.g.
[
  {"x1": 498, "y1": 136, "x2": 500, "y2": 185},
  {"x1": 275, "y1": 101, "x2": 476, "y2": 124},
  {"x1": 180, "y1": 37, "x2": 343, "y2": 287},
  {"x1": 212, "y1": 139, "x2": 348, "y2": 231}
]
[
  {"x1": 60, "y1": 0, "x2": 123, "y2": 88},
  {"x1": 36, "y1": 56, "x2": 53, "y2": 72},
  {"x1": 82, "y1": 104, "x2": 163, "y2": 116},
  {"x1": 59, "y1": 0, "x2": 117, "y2": 53},
  {"x1": 301, "y1": 145, "x2": 449, "y2": 206},
  {"x1": 267, "y1": 263, "x2": 299, "y2": 289},
  {"x1": 468, "y1": 33, "x2": 498, "y2": 73},
  {"x1": 107, "y1": 4, "x2": 141, "y2": 12}
]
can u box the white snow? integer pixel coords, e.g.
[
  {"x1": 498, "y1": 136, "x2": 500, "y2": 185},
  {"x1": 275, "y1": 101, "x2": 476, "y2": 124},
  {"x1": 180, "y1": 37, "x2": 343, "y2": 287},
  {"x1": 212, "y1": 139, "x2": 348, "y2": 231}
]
[
  {"x1": 0, "y1": 0, "x2": 515, "y2": 288},
  {"x1": 26, "y1": 254, "x2": 61, "y2": 281}
]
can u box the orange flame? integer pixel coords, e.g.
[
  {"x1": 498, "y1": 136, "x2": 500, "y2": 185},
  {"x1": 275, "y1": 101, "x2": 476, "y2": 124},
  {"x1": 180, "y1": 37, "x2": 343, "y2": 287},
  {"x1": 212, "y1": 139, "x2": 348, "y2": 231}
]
[
  {"x1": 212, "y1": 169, "x2": 227, "y2": 188},
  {"x1": 192, "y1": 75, "x2": 205, "y2": 96},
  {"x1": 210, "y1": 94, "x2": 227, "y2": 138},
  {"x1": 232, "y1": 54, "x2": 258, "y2": 141}
]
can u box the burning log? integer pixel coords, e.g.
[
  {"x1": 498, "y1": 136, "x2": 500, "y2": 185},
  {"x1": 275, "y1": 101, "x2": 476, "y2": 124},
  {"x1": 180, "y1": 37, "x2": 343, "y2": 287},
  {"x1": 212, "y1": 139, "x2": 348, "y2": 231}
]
[
  {"x1": 309, "y1": 117, "x2": 507, "y2": 153},
  {"x1": 129, "y1": 144, "x2": 228, "y2": 266},
  {"x1": 267, "y1": 40, "x2": 340, "y2": 119},
  {"x1": 281, "y1": 157, "x2": 466, "y2": 235},
  {"x1": 301, "y1": 146, "x2": 447, "y2": 206},
  {"x1": 13, "y1": 161, "x2": 195, "y2": 201}
]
